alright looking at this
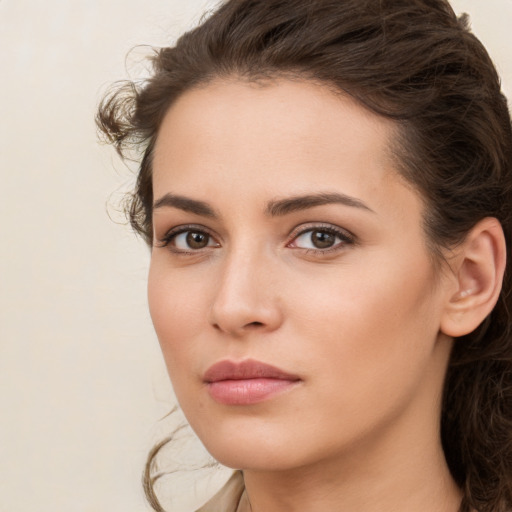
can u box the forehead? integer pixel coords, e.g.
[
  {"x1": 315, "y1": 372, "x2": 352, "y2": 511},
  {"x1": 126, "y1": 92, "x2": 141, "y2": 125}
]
[{"x1": 153, "y1": 78, "x2": 399, "y2": 190}]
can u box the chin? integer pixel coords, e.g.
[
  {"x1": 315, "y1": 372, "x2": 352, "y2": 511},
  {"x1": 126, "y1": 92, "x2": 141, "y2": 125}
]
[
  {"x1": 192, "y1": 419, "x2": 308, "y2": 471},
  {"x1": 208, "y1": 445, "x2": 302, "y2": 472}
]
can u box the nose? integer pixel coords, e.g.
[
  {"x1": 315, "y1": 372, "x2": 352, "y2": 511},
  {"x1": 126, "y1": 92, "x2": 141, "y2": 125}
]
[{"x1": 209, "y1": 247, "x2": 283, "y2": 337}]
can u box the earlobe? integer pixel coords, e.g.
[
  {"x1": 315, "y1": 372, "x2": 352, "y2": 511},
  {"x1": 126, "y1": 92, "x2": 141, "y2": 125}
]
[{"x1": 440, "y1": 218, "x2": 506, "y2": 338}]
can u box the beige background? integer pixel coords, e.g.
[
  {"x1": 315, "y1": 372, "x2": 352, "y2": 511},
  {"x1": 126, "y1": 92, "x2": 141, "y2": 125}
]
[{"x1": 1, "y1": 1, "x2": 510, "y2": 511}]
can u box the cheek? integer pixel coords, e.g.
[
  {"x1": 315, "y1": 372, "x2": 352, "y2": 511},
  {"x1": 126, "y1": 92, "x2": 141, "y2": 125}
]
[
  {"x1": 287, "y1": 250, "x2": 441, "y2": 406},
  {"x1": 147, "y1": 258, "x2": 211, "y2": 376}
]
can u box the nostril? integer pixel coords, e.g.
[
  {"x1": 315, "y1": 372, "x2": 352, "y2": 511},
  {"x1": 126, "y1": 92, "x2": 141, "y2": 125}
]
[{"x1": 247, "y1": 321, "x2": 264, "y2": 328}]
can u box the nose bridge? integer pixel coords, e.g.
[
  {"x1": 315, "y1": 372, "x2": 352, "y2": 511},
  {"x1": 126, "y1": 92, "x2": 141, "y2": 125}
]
[{"x1": 209, "y1": 238, "x2": 281, "y2": 335}]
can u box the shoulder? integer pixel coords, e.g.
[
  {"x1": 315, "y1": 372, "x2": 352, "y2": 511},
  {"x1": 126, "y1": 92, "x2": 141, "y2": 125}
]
[{"x1": 195, "y1": 471, "x2": 247, "y2": 512}]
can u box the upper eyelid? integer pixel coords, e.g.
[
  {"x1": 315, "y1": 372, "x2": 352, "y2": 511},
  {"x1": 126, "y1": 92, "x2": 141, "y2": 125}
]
[
  {"x1": 161, "y1": 224, "x2": 215, "y2": 237},
  {"x1": 288, "y1": 222, "x2": 355, "y2": 240}
]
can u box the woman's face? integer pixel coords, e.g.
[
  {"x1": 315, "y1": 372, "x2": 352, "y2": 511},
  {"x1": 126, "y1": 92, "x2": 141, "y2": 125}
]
[{"x1": 149, "y1": 79, "x2": 454, "y2": 471}]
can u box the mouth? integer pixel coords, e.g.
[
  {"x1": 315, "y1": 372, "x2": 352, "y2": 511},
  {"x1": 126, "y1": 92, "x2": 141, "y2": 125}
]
[{"x1": 203, "y1": 358, "x2": 302, "y2": 405}]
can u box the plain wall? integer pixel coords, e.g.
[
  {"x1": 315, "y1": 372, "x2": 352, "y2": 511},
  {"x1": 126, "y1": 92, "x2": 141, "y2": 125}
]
[{"x1": 1, "y1": 1, "x2": 510, "y2": 511}]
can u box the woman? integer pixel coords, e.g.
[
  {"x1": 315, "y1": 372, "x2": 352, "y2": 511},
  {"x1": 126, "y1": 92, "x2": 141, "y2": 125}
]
[{"x1": 97, "y1": 0, "x2": 512, "y2": 510}]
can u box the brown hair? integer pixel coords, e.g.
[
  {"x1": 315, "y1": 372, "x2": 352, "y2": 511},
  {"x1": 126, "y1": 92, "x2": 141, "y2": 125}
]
[{"x1": 97, "y1": 0, "x2": 512, "y2": 510}]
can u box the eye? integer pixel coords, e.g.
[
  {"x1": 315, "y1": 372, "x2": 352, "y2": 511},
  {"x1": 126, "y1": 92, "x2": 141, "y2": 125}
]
[
  {"x1": 288, "y1": 226, "x2": 354, "y2": 251},
  {"x1": 158, "y1": 226, "x2": 220, "y2": 252}
]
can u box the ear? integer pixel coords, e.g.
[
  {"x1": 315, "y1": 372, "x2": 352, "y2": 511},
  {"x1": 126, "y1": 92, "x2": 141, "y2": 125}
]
[{"x1": 440, "y1": 217, "x2": 506, "y2": 338}]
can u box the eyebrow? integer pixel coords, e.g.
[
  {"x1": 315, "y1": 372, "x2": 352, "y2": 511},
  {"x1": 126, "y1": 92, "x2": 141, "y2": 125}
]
[
  {"x1": 265, "y1": 192, "x2": 375, "y2": 216},
  {"x1": 152, "y1": 191, "x2": 374, "y2": 218},
  {"x1": 153, "y1": 193, "x2": 217, "y2": 217}
]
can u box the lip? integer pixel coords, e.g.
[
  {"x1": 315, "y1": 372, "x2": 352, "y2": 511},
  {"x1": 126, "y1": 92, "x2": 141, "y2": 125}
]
[{"x1": 203, "y1": 359, "x2": 301, "y2": 405}]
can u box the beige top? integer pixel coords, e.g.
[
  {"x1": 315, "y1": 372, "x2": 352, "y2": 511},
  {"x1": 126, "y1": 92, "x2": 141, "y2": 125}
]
[{"x1": 196, "y1": 471, "x2": 250, "y2": 512}]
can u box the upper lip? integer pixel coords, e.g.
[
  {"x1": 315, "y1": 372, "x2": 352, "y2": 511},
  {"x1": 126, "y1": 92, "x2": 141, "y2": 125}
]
[{"x1": 203, "y1": 359, "x2": 301, "y2": 383}]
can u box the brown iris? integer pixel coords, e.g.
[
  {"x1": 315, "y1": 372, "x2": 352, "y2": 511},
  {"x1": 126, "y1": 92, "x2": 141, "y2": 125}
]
[
  {"x1": 311, "y1": 230, "x2": 336, "y2": 249},
  {"x1": 186, "y1": 232, "x2": 210, "y2": 249}
]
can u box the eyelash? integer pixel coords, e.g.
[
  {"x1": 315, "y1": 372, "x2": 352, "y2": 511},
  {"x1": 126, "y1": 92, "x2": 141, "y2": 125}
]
[{"x1": 156, "y1": 223, "x2": 356, "y2": 256}]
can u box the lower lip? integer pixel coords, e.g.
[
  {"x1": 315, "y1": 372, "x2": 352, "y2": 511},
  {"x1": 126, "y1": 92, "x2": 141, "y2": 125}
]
[{"x1": 207, "y1": 378, "x2": 299, "y2": 405}]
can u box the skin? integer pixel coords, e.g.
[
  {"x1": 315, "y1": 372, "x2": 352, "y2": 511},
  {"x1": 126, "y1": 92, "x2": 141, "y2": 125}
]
[{"x1": 148, "y1": 79, "x2": 463, "y2": 511}]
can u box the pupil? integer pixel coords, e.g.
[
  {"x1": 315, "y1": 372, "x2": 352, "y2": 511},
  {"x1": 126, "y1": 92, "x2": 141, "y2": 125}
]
[
  {"x1": 186, "y1": 232, "x2": 208, "y2": 249},
  {"x1": 312, "y1": 230, "x2": 334, "y2": 249}
]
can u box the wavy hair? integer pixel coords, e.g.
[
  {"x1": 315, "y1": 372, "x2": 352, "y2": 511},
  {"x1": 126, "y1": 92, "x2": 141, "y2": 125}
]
[{"x1": 97, "y1": 1, "x2": 512, "y2": 510}]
